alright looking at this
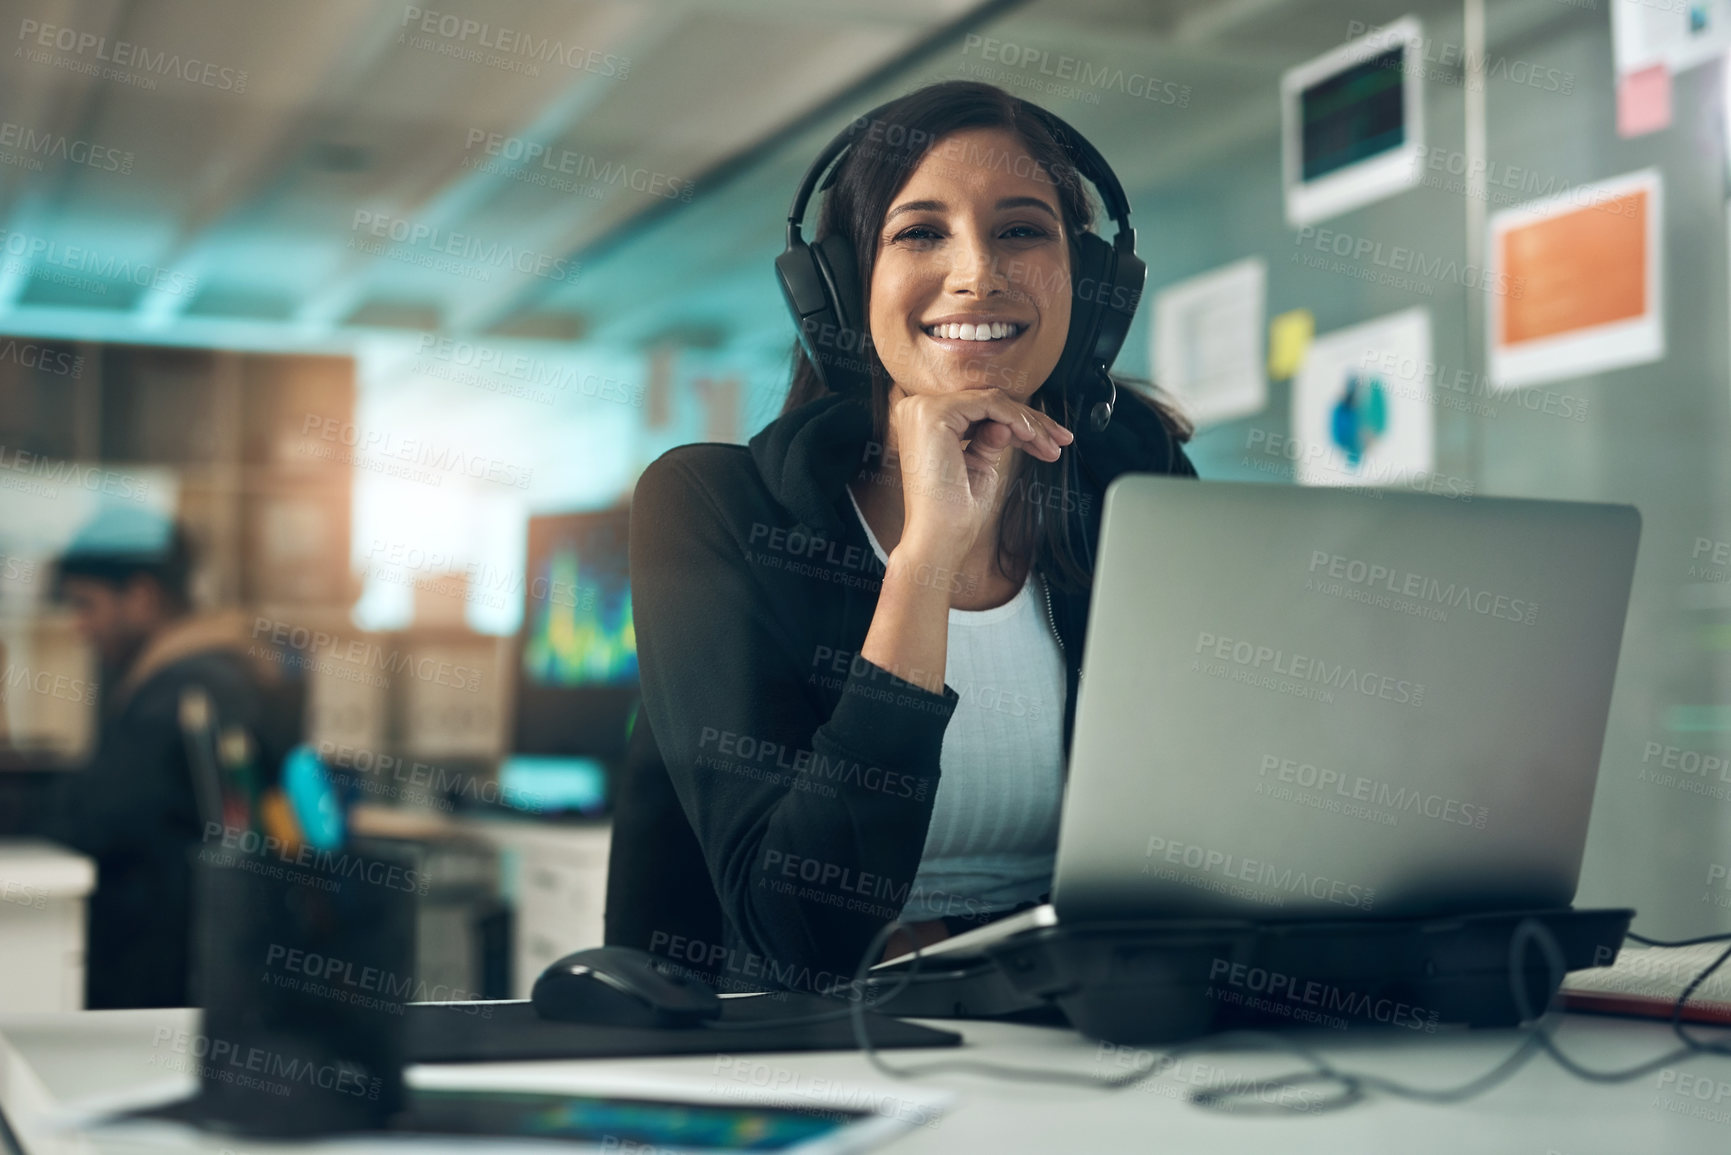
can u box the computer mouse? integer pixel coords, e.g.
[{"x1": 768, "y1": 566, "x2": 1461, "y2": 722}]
[{"x1": 530, "y1": 946, "x2": 723, "y2": 1028}]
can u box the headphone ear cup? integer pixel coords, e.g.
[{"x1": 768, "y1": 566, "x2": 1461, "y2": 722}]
[
  {"x1": 776, "y1": 233, "x2": 870, "y2": 395},
  {"x1": 812, "y1": 234, "x2": 862, "y2": 335},
  {"x1": 811, "y1": 234, "x2": 868, "y2": 395},
  {"x1": 1054, "y1": 233, "x2": 1115, "y2": 391},
  {"x1": 1090, "y1": 248, "x2": 1144, "y2": 370},
  {"x1": 776, "y1": 239, "x2": 834, "y2": 377}
]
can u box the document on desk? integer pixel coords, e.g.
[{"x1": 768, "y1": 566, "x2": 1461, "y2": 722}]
[
  {"x1": 58, "y1": 1063, "x2": 952, "y2": 1154},
  {"x1": 1561, "y1": 942, "x2": 1731, "y2": 1024},
  {"x1": 874, "y1": 903, "x2": 1058, "y2": 970}
]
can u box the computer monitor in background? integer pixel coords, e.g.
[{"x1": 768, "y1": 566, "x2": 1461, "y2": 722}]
[
  {"x1": 504, "y1": 508, "x2": 637, "y2": 817},
  {"x1": 1281, "y1": 15, "x2": 1424, "y2": 227}
]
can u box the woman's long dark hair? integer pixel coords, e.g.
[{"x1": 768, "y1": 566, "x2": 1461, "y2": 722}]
[{"x1": 781, "y1": 80, "x2": 1192, "y2": 594}]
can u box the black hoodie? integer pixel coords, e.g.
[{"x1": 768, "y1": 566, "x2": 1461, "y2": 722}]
[{"x1": 608, "y1": 388, "x2": 1195, "y2": 991}]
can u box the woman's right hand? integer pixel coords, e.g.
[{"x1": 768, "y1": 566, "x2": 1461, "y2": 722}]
[{"x1": 883, "y1": 388, "x2": 1073, "y2": 566}]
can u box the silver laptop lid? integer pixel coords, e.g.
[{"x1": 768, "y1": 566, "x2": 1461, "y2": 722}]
[{"x1": 1052, "y1": 477, "x2": 1640, "y2": 923}]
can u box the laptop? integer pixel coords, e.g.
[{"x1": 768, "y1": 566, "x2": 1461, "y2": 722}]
[{"x1": 879, "y1": 477, "x2": 1641, "y2": 968}]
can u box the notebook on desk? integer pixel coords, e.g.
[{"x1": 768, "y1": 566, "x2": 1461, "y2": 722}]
[
  {"x1": 881, "y1": 478, "x2": 1640, "y2": 973},
  {"x1": 1560, "y1": 943, "x2": 1731, "y2": 1025}
]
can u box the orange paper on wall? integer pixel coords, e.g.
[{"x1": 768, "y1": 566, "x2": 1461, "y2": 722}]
[{"x1": 1498, "y1": 191, "x2": 1648, "y2": 347}]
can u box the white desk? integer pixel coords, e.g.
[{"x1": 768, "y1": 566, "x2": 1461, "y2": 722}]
[
  {"x1": 0, "y1": 840, "x2": 94, "y2": 1014},
  {"x1": 350, "y1": 806, "x2": 612, "y2": 998},
  {"x1": 2, "y1": 1007, "x2": 1729, "y2": 1153}
]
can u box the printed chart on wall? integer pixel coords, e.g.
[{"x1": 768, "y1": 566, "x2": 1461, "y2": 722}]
[
  {"x1": 1487, "y1": 168, "x2": 1662, "y2": 390},
  {"x1": 1151, "y1": 257, "x2": 1267, "y2": 426},
  {"x1": 1291, "y1": 307, "x2": 1433, "y2": 489}
]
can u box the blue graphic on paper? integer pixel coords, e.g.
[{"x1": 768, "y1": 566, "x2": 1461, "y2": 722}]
[{"x1": 1329, "y1": 372, "x2": 1389, "y2": 469}]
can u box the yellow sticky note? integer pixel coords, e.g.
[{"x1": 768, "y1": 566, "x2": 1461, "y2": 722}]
[{"x1": 1268, "y1": 308, "x2": 1315, "y2": 380}]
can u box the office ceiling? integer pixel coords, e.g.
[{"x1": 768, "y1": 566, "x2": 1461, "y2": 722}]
[{"x1": 0, "y1": 0, "x2": 1593, "y2": 355}]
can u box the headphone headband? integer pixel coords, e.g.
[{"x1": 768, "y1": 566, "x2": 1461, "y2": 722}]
[{"x1": 785, "y1": 97, "x2": 1136, "y2": 252}]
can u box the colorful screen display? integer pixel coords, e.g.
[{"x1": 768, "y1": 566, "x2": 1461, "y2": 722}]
[
  {"x1": 396, "y1": 1088, "x2": 863, "y2": 1150},
  {"x1": 521, "y1": 512, "x2": 637, "y2": 688},
  {"x1": 1300, "y1": 46, "x2": 1405, "y2": 181}
]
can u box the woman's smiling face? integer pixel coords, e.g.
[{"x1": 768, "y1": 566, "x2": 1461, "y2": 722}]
[{"x1": 867, "y1": 127, "x2": 1072, "y2": 405}]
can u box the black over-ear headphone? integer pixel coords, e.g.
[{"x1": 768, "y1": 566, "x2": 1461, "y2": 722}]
[{"x1": 774, "y1": 95, "x2": 1145, "y2": 432}]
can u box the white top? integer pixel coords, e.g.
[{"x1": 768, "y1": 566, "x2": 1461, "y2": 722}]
[{"x1": 847, "y1": 487, "x2": 1067, "y2": 923}]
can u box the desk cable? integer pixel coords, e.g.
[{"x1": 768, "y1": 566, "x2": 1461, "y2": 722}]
[{"x1": 836, "y1": 917, "x2": 1731, "y2": 1114}]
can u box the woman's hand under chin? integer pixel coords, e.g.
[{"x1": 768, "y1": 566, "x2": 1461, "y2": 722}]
[{"x1": 884, "y1": 386, "x2": 1072, "y2": 569}]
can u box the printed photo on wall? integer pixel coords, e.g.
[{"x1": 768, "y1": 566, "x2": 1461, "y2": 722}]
[{"x1": 1291, "y1": 307, "x2": 1434, "y2": 490}]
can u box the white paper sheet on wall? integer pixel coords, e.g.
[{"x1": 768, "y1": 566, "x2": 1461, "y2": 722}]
[
  {"x1": 1612, "y1": 0, "x2": 1731, "y2": 76},
  {"x1": 1151, "y1": 257, "x2": 1267, "y2": 427}
]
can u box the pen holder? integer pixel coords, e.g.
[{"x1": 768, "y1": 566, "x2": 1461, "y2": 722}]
[{"x1": 186, "y1": 836, "x2": 420, "y2": 1136}]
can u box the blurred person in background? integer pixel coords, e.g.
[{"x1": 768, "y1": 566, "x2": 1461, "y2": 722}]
[{"x1": 37, "y1": 506, "x2": 300, "y2": 1008}]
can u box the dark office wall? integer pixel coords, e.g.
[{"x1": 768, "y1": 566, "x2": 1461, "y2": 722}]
[{"x1": 1113, "y1": 5, "x2": 1731, "y2": 939}]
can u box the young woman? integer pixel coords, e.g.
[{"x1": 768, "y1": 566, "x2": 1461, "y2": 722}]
[{"x1": 606, "y1": 80, "x2": 1197, "y2": 992}]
